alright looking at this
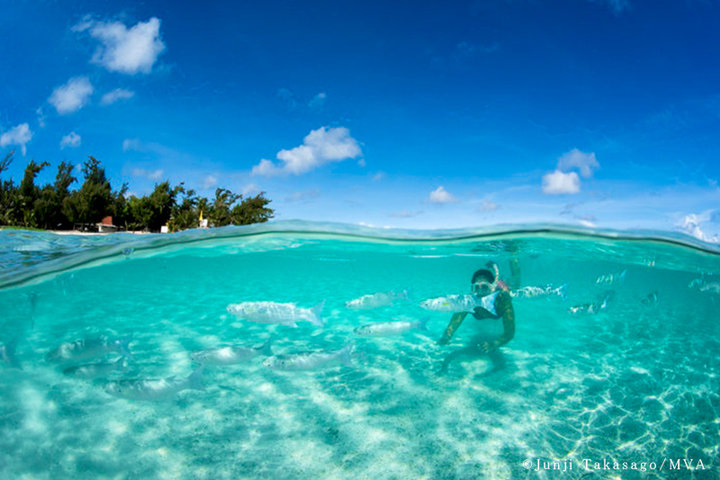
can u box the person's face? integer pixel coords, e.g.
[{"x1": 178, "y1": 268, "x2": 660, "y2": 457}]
[{"x1": 472, "y1": 279, "x2": 495, "y2": 296}]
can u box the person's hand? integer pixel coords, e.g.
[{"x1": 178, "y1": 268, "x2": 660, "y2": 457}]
[{"x1": 437, "y1": 335, "x2": 450, "y2": 345}]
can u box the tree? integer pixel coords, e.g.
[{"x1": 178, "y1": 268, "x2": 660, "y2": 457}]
[
  {"x1": 67, "y1": 156, "x2": 113, "y2": 225},
  {"x1": 126, "y1": 181, "x2": 178, "y2": 232},
  {"x1": 33, "y1": 162, "x2": 76, "y2": 229},
  {"x1": 230, "y1": 193, "x2": 273, "y2": 225},
  {"x1": 0, "y1": 151, "x2": 18, "y2": 226},
  {"x1": 168, "y1": 184, "x2": 200, "y2": 232},
  {"x1": 208, "y1": 188, "x2": 240, "y2": 227},
  {"x1": 17, "y1": 159, "x2": 50, "y2": 227}
]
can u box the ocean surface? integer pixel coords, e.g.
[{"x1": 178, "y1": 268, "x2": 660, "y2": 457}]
[{"x1": 1, "y1": 221, "x2": 719, "y2": 479}]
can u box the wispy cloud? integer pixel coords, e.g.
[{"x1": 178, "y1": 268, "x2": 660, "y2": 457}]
[
  {"x1": 389, "y1": 210, "x2": 422, "y2": 218},
  {"x1": 429, "y1": 186, "x2": 457, "y2": 204},
  {"x1": 242, "y1": 183, "x2": 261, "y2": 196},
  {"x1": 101, "y1": 88, "x2": 135, "y2": 105},
  {"x1": 277, "y1": 88, "x2": 298, "y2": 109},
  {"x1": 60, "y1": 131, "x2": 81, "y2": 149},
  {"x1": 308, "y1": 92, "x2": 327, "y2": 108},
  {"x1": 285, "y1": 189, "x2": 321, "y2": 202},
  {"x1": 75, "y1": 17, "x2": 165, "y2": 74},
  {"x1": 202, "y1": 175, "x2": 218, "y2": 189},
  {"x1": 557, "y1": 148, "x2": 599, "y2": 178},
  {"x1": 372, "y1": 172, "x2": 385, "y2": 182},
  {"x1": 475, "y1": 198, "x2": 499, "y2": 212},
  {"x1": 0, "y1": 123, "x2": 33, "y2": 155},
  {"x1": 251, "y1": 126, "x2": 362, "y2": 176},
  {"x1": 131, "y1": 168, "x2": 164, "y2": 181},
  {"x1": 49, "y1": 77, "x2": 94, "y2": 114}
]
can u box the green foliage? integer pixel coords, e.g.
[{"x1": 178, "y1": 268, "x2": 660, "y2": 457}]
[
  {"x1": 0, "y1": 151, "x2": 275, "y2": 232},
  {"x1": 67, "y1": 156, "x2": 114, "y2": 225}
]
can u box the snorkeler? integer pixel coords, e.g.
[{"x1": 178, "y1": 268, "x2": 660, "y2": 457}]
[{"x1": 437, "y1": 262, "x2": 516, "y2": 354}]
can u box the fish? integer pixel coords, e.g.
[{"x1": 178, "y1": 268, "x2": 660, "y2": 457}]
[
  {"x1": 511, "y1": 284, "x2": 567, "y2": 299},
  {"x1": 46, "y1": 336, "x2": 131, "y2": 364},
  {"x1": 641, "y1": 291, "x2": 659, "y2": 305},
  {"x1": 191, "y1": 341, "x2": 273, "y2": 365},
  {"x1": 345, "y1": 290, "x2": 409, "y2": 309},
  {"x1": 227, "y1": 301, "x2": 325, "y2": 328},
  {"x1": 263, "y1": 344, "x2": 354, "y2": 371},
  {"x1": 63, "y1": 357, "x2": 129, "y2": 380},
  {"x1": 700, "y1": 282, "x2": 720, "y2": 294},
  {"x1": 105, "y1": 368, "x2": 204, "y2": 401},
  {"x1": 0, "y1": 339, "x2": 20, "y2": 368},
  {"x1": 419, "y1": 294, "x2": 480, "y2": 312},
  {"x1": 569, "y1": 292, "x2": 613, "y2": 316},
  {"x1": 354, "y1": 318, "x2": 429, "y2": 337},
  {"x1": 595, "y1": 270, "x2": 627, "y2": 285}
]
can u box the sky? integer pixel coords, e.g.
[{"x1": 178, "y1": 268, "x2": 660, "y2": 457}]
[{"x1": 1, "y1": 0, "x2": 720, "y2": 239}]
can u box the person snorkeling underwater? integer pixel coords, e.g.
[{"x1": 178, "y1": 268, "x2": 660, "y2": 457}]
[{"x1": 437, "y1": 261, "x2": 516, "y2": 354}]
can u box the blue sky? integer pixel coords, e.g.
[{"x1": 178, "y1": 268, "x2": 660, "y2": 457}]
[{"x1": 2, "y1": 0, "x2": 720, "y2": 239}]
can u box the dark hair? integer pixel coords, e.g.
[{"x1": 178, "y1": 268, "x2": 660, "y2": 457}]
[{"x1": 471, "y1": 269, "x2": 495, "y2": 284}]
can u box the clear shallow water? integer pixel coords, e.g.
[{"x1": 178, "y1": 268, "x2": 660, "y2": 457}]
[{"x1": 1, "y1": 222, "x2": 719, "y2": 479}]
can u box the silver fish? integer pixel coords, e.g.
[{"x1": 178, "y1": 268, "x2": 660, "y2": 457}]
[
  {"x1": 227, "y1": 301, "x2": 325, "y2": 328},
  {"x1": 0, "y1": 339, "x2": 20, "y2": 368},
  {"x1": 191, "y1": 341, "x2": 273, "y2": 365},
  {"x1": 419, "y1": 294, "x2": 480, "y2": 312},
  {"x1": 569, "y1": 292, "x2": 613, "y2": 315},
  {"x1": 345, "y1": 290, "x2": 408, "y2": 309},
  {"x1": 595, "y1": 270, "x2": 626, "y2": 285},
  {"x1": 354, "y1": 318, "x2": 428, "y2": 337},
  {"x1": 63, "y1": 357, "x2": 129, "y2": 379},
  {"x1": 263, "y1": 344, "x2": 354, "y2": 371},
  {"x1": 511, "y1": 284, "x2": 567, "y2": 299},
  {"x1": 47, "y1": 336, "x2": 131, "y2": 364},
  {"x1": 700, "y1": 282, "x2": 720, "y2": 294},
  {"x1": 105, "y1": 368, "x2": 204, "y2": 401}
]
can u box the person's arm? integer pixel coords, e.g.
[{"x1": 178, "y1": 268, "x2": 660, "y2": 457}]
[
  {"x1": 437, "y1": 311, "x2": 468, "y2": 345},
  {"x1": 481, "y1": 292, "x2": 515, "y2": 352}
]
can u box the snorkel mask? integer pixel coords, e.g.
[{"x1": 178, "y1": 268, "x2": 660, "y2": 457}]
[{"x1": 472, "y1": 279, "x2": 494, "y2": 296}]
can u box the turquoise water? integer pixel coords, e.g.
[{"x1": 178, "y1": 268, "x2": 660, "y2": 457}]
[{"x1": 1, "y1": 222, "x2": 719, "y2": 479}]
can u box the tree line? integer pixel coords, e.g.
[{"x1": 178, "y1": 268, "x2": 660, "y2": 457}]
[{"x1": 0, "y1": 151, "x2": 274, "y2": 232}]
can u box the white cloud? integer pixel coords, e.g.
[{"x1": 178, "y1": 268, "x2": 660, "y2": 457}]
[
  {"x1": 202, "y1": 175, "x2": 218, "y2": 189},
  {"x1": 541, "y1": 148, "x2": 599, "y2": 195},
  {"x1": 76, "y1": 17, "x2": 165, "y2": 74},
  {"x1": 429, "y1": 186, "x2": 457, "y2": 204},
  {"x1": 557, "y1": 148, "x2": 599, "y2": 178},
  {"x1": 0, "y1": 123, "x2": 33, "y2": 155},
  {"x1": 542, "y1": 170, "x2": 581, "y2": 194},
  {"x1": 372, "y1": 172, "x2": 385, "y2": 182},
  {"x1": 132, "y1": 168, "x2": 164, "y2": 181},
  {"x1": 60, "y1": 131, "x2": 81, "y2": 149},
  {"x1": 677, "y1": 211, "x2": 718, "y2": 243},
  {"x1": 49, "y1": 77, "x2": 94, "y2": 114},
  {"x1": 251, "y1": 126, "x2": 362, "y2": 176},
  {"x1": 101, "y1": 88, "x2": 135, "y2": 105},
  {"x1": 308, "y1": 92, "x2": 327, "y2": 108}
]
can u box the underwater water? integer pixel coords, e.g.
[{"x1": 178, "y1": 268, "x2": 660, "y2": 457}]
[{"x1": 1, "y1": 222, "x2": 719, "y2": 480}]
